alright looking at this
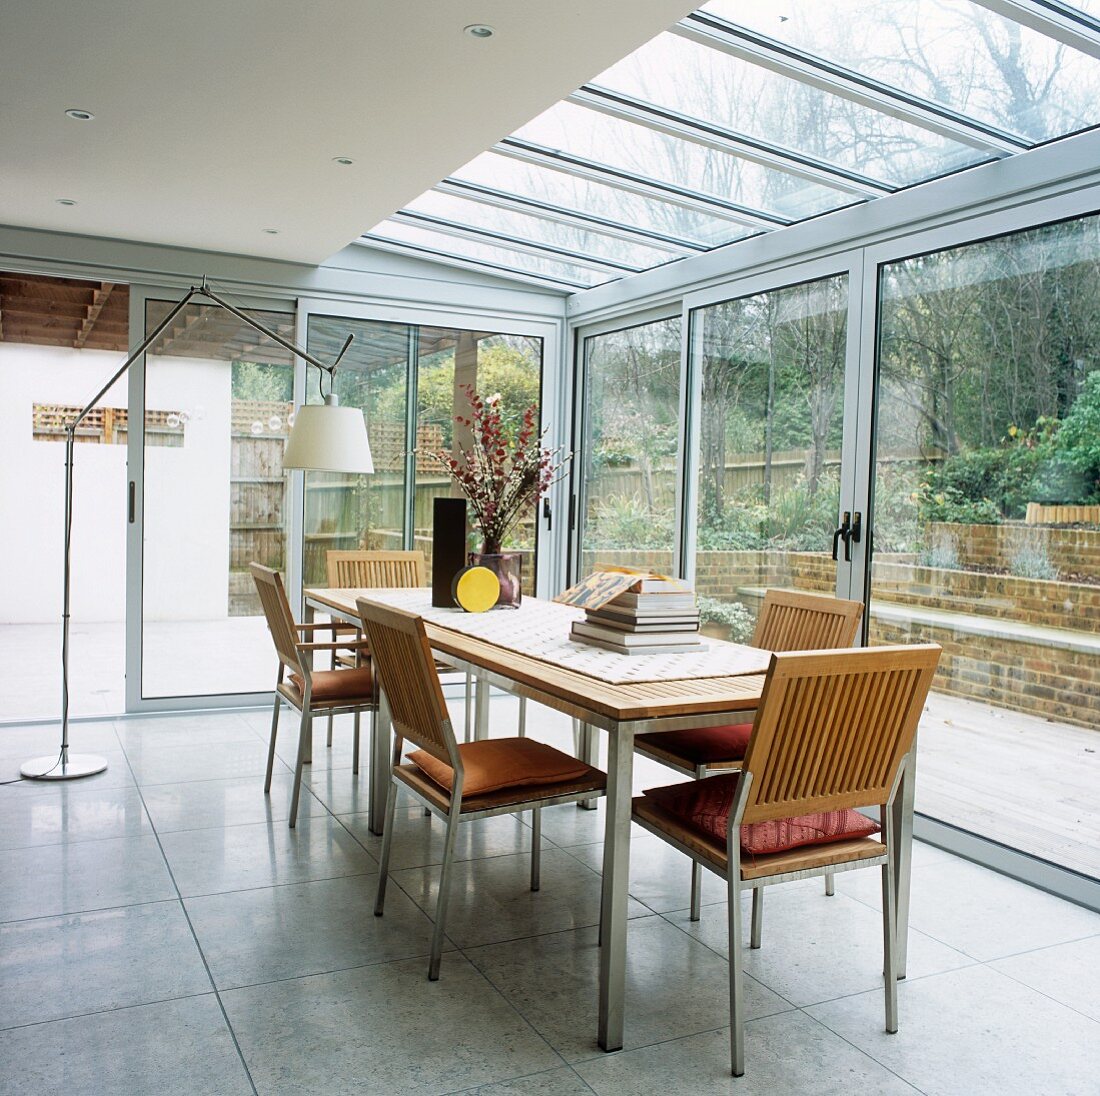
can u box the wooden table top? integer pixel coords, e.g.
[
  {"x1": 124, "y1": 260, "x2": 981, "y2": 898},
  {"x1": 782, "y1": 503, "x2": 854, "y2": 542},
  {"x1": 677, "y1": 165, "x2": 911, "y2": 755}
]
[{"x1": 305, "y1": 587, "x2": 766, "y2": 725}]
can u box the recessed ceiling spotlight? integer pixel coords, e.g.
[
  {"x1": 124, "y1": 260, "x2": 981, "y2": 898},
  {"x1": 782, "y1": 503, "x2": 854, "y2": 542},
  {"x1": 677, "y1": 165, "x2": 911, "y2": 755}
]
[
  {"x1": 55, "y1": 198, "x2": 78, "y2": 206},
  {"x1": 64, "y1": 108, "x2": 95, "y2": 121},
  {"x1": 332, "y1": 156, "x2": 355, "y2": 166},
  {"x1": 463, "y1": 24, "x2": 494, "y2": 39},
  {"x1": 262, "y1": 228, "x2": 279, "y2": 235}
]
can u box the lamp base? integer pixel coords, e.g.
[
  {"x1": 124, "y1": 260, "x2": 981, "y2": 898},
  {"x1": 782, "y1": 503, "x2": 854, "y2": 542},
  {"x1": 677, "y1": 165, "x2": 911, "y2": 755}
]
[{"x1": 20, "y1": 754, "x2": 108, "y2": 781}]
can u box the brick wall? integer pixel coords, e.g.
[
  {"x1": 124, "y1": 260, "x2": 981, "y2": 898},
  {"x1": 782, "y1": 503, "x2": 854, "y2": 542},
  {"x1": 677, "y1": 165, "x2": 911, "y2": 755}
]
[{"x1": 928, "y1": 522, "x2": 1100, "y2": 579}]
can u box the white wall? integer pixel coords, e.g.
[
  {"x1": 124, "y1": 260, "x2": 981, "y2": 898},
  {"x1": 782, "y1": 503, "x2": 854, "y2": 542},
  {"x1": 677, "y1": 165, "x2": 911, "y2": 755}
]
[{"x1": 0, "y1": 344, "x2": 230, "y2": 624}]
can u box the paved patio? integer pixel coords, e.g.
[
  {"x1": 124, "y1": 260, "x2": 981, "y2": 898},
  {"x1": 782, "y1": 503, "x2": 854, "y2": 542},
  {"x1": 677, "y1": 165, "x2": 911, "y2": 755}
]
[{"x1": 1, "y1": 620, "x2": 1096, "y2": 880}]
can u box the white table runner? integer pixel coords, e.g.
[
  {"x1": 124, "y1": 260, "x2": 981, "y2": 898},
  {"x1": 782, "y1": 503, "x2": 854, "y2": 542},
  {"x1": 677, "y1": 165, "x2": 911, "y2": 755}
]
[{"x1": 355, "y1": 589, "x2": 770, "y2": 685}]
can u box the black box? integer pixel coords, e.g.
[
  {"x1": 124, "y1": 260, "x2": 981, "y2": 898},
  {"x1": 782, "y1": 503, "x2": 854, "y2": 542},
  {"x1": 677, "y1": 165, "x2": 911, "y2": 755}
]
[{"x1": 431, "y1": 497, "x2": 467, "y2": 607}]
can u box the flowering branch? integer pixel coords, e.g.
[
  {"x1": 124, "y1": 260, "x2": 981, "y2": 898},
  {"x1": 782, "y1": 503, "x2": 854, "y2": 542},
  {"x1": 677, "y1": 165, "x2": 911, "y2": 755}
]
[{"x1": 422, "y1": 386, "x2": 570, "y2": 554}]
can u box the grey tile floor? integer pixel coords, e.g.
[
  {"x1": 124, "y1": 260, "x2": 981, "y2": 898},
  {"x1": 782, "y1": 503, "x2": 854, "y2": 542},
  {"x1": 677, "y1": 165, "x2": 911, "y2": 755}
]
[{"x1": 1, "y1": 698, "x2": 1098, "y2": 1095}]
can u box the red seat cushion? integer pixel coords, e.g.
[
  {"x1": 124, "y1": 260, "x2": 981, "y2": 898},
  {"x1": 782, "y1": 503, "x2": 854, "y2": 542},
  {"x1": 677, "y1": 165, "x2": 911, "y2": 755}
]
[
  {"x1": 638, "y1": 723, "x2": 753, "y2": 765},
  {"x1": 288, "y1": 664, "x2": 372, "y2": 702},
  {"x1": 643, "y1": 772, "x2": 880, "y2": 856},
  {"x1": 408, "y1": 737, "x2": 592, "y2": 797}
]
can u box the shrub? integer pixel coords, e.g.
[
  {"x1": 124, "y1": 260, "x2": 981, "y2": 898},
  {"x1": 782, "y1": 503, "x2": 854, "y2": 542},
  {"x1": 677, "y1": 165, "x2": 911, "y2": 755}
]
[
  {"x1": 697, "y1": 597, "x2": 755, "y2": 644},
  {"x1": 917, "y1": 530, "x2": 960, "y2": 571},
  {"x1": 1007, "y1": 529, "x2": 1059, "y2": 581},
  {"x1": 1055, "y1": 371, "x2": 1100, "y2": 500},
  {"x1": 589, "y1": 493, "x2": 674, "y2": 550}
]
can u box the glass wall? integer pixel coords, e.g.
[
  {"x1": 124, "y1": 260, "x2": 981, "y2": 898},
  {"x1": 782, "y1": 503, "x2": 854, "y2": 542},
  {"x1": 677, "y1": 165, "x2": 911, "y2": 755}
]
[
  {"x1": 691, "y1": 275, "x2": 847, "y2": 642},
  {"x1": 301, "y1": 318, "x2": 544, "y2": 594},
  {"x1": 303, "y1": 317, "x2": 410, "y2": 584},
  {"x1": 141, "y1": 300, "x2": 295, "y2": 700},
  {"x1": 414, "y1": 328, "x2": 543, "y2": 593},
  {"x1": 869, "y1": 214, "x2": 1100, "y2": 879},
  {"x1": 577, "y1": 317, "x2": 683, "y2": 575}
]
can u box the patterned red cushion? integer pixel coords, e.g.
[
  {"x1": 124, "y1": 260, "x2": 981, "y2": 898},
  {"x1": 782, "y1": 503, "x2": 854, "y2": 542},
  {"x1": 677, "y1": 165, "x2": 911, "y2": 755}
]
[
  {"x1": 638, "y1": 722, "x2": 753, "y2": 764},
  {"x1": 644, "y1": 772, "x2": 880, "y2": 856}
]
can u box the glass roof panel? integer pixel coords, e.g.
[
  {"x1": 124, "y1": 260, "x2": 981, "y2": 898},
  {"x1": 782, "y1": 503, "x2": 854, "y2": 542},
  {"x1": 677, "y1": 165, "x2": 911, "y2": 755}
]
[
  {"x1": 702, "y1": 0, "x2": 1100, "y2": 144},
  {"x1": 366, "y1": 220, "x2": 610, "y2": 287},
  {"x1": 403, "y1": 191, "x2": 686, "y2": 269},
  {"x1": 593, "y1": 31, "x2": 991, "y2": 186},
  {"x1": 512, "y1": 101, "x2": 858, "y2": 221},
  {"x1": 450, "y1": 151, "x2": 757, "y2": 247}
]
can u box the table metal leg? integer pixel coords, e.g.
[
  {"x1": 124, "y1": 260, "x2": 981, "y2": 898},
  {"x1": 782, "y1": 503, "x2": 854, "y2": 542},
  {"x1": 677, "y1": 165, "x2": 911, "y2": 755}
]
[
  {"x1": 474, "y1": 677, "x2": 490, "y2": 741},
  {"x1": 369, "y1": 689, "x2": 392, "y2": 835},
  {"x1": 598, "y1": 724, "x2": 633, "y2": 1052},
  {"x1": 891, "y1": 742, "x2": 917, "y2": 979}
]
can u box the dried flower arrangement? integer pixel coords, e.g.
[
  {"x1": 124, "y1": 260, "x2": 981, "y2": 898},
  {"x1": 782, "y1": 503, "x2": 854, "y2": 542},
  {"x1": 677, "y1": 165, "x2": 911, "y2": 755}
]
[{"x1": 424, "y1": 386, "x2": 569, "y2": 554}]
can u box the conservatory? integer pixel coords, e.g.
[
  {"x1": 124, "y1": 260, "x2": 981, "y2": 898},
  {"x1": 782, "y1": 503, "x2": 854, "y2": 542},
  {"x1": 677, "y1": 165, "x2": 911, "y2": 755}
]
[{"x1": 1, "y1": 2, "x2": 1098, "y2": 1092}]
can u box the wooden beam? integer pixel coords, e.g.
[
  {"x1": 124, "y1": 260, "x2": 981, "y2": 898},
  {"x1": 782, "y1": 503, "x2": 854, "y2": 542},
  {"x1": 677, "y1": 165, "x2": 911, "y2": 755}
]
[{"x1": 74, "y1": 283, "x2": 115, "y2": 349}]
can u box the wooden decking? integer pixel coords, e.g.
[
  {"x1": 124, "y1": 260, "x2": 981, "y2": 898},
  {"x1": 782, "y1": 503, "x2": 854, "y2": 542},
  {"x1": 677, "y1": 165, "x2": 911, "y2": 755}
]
[{"x1": 917, "y1": 691, "x2": 1099, "y2": 878}]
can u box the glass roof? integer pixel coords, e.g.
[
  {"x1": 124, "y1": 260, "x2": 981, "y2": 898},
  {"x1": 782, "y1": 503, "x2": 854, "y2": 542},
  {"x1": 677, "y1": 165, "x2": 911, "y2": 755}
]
[{"x1": 361, "y1": 1, "x2": 1100, "y2": 289}]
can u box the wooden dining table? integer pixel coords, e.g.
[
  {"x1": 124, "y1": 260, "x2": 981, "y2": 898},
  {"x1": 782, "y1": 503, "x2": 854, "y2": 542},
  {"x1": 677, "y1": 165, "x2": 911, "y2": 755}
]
[{"x1": 303, "y1": 587, "x2": 918, "y2": 1053}]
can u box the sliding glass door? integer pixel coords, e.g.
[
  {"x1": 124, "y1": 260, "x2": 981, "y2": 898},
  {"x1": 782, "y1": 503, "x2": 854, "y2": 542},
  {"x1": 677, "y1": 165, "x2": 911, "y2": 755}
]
[
  {"x1": 137, "y1": 296, "x2": 296, "y2": 702},
  {"x1": 866, "y1": 214, "x2": 1100, "y2": 880},
  {"x1": 688, "y1": 274, "x2": 849, "y2": 641}
]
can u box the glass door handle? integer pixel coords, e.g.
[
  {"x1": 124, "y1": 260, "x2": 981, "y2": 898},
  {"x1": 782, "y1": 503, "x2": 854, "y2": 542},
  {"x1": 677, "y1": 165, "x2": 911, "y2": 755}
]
[
  {"x1": 846, "y1": 511, "x2": 863, "y2": 562},
  {"x1": 832, "y1": 511, "x2": 851, "y2": 561}
]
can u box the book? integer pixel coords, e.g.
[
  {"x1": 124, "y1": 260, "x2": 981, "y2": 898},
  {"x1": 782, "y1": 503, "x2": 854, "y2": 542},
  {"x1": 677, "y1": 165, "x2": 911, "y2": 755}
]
[
  {"x1": 570, "y1": 630, "x2": 706, "y2": 656},
  {"x1": 608, "y1": 591, "x2": 697, "y2": 611},
  {"x1": 555, "y1": 570, "x2": 650, "y2": 610},
  {"x1": 571, "y1": 620, "x2": 701, "y2": 648},
  {"x1": 589, "y1": 603, "x2": 699, "y2": 620},
  {"x1": 626, "y1": 577, "x2": 690, "y2": 594},
  {"x1": 582, "y1": 612, "x2": 699, "y2": 634}
]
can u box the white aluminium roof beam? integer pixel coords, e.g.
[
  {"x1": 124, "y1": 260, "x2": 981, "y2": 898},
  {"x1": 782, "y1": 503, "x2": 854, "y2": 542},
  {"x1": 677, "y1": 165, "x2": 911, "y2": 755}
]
[
  {"x1": 675, "y1": 11, "x2": 1029, "y2": 155},
  {"x1": 569, "y1": 86, "x2": 893, "y2": 197},
  {"x1": 494, "y1": 137, "x2": 788, "y2": 231},
  {"x1": 970, "y1": 0, "x2": 1100, "y2": 62},
  {"x1": 358, "y1": 235, "x2": 588, "y2": 290},
  {"x1": 432, "y1": 179, "x2": 705, "y2": 255},
  {"x1": 389, "y1": 211, "x2": 646, "y2": 274}
]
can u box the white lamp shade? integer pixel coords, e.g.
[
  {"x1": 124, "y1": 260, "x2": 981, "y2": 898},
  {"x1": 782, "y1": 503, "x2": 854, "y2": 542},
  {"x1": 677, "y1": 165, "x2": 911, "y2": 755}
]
[{"x1": 283, "y1": 399, "x2": 373, "y2": 473}]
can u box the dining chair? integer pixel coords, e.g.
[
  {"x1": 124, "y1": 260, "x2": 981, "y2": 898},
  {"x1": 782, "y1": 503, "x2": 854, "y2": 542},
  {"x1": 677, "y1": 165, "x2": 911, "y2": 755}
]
[
  {"x1": 326, "y1": 548, "x2": 475, "y2": 748},
  {"x1": 250, "y1": 563, "x2": 377, "y2": 828},
  {"x1": 358, "y1": 597, "x2": 607, "y2": 980},
  {"x1": 635, "y1": 588, "x2": 864, "y2": 920},
  {"x1": 633, "y1": 643, "x2": 940, "y2": 1077}
]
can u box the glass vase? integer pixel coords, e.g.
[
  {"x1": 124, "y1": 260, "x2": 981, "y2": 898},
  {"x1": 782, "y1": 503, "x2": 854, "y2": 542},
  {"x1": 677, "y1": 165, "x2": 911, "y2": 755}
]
[{"x1": 467, "y1": 551, "x2": 523, "y2": 609}]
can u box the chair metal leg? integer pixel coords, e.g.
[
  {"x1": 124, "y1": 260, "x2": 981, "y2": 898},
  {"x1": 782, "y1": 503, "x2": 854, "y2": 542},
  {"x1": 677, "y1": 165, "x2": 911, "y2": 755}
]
[
  {"x1": 690, "y1": 763, "x2": 706, "y2": 920},
  {"x1": 825, "y1": 869, "x2": 835, "y2": 896},
  {"x1": 882, "y1": 808, "x2": 900, "y2": 1033},
  {"x1": 264, "y1": 694, "x2": 281, "y2": 794},
  {"x1": 352, "y1": 710, "x2": 361, "y2": 776},
  {"x1": 728, "y1": 863, "x2": 746, "y2": 1076},
  {"x1": 530, "y1": 805, "x2": 541, "y2": 891},
  {"x1": 464, "y1": 670, "x2": 473, "y2": 743},
  {"x1": 750, "y1": 887, "x2": 763, "y2": 949},
  {"x1": 518, "y1": 697, "x2": 527, "y2": 737},
  {"x1": 289, "y1": 707, "x2": 311, "y2": 829},
  {"x1": 373, "y1": 777, "x2": 400, "y2": 917},
  {"x1": 690, "y1": 862, "x2": 703, "y2": 921},
  {"x1": 429, "y1": 806, "x2": 462, "y2": 980}
]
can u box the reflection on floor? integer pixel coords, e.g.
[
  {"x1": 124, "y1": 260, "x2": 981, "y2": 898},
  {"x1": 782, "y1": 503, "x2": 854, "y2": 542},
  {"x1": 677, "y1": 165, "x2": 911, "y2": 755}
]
[{"x1": 1, "y1": 699, "x2": 1097, "y2": 1094}]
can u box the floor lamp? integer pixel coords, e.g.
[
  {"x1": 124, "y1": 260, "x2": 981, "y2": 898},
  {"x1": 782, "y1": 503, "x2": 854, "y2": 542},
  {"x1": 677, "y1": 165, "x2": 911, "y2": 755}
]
[{"x1": 22, "y1": 276, "x2": 371, "y2": 780}]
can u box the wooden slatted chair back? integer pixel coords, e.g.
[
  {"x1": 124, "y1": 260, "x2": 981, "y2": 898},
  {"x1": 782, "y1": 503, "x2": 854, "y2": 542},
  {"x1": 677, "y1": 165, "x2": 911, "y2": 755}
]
[
  {"x1": 751, "y1": 589, "x2": 864, "y2": 652},
  {"x1": 740, "y1": 644, "x2": 940, "y2": 825},
  {"x1": 355, "y1": 599, "x2": 455, "y2": 766},
  {"x1": 250, "y1": 563, "x2": 300, "y2": 670},
  {"x1": 327, "y1": 550, "x2": 426, "y2": 589}
]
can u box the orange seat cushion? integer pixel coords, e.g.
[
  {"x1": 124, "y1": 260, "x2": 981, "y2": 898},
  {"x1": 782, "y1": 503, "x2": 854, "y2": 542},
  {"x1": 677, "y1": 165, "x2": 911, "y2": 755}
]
[
  {"x1": 408, "y1": 737, "x2": 591, "y2": 797},
  {"x1": 638, "y1": 722, "x2": 753, "y2": 765},
  {"x1": 643, "y1": 773, "x2": 879, "y2": 856},
  {"x1": 289, "y1": 664, "x2": 372, "y2": 702}
]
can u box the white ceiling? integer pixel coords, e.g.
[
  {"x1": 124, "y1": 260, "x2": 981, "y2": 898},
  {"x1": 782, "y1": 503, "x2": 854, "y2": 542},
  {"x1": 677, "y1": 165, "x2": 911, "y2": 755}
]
[{"x1": 0, "y1": 1, "x2": 697, "y2": 265}]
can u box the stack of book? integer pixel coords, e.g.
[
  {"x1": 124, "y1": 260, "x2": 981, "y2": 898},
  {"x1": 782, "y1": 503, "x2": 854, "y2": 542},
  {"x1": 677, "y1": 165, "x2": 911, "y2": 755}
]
[{"x1": 570, "y1": 577, "x2": 702, "y2": 655}]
